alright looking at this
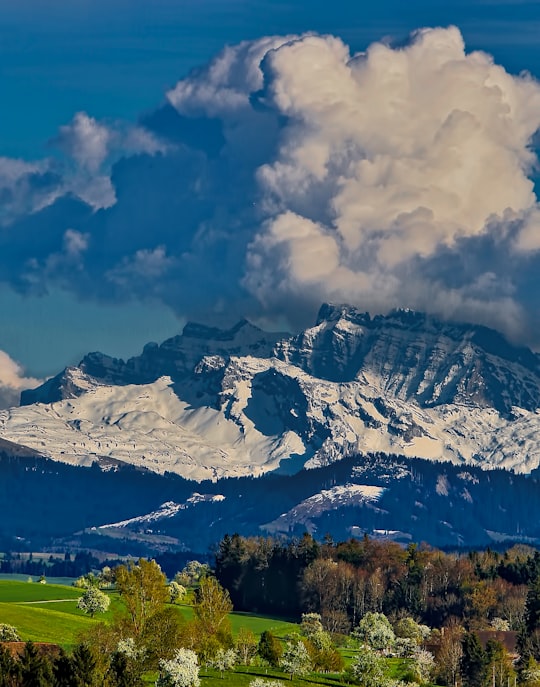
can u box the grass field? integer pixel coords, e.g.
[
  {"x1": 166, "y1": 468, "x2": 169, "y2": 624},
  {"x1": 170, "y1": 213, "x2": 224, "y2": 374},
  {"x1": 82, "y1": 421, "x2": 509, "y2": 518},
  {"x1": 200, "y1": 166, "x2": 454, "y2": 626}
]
[
  {"x1": 0, "y1": 580, "x2": 419, "y2": 685},
  {"x1": 0, "y1": 580, "x2": 297, "y2": 651},
  {"x1": 0, "y1": 603, "x2": 95, "y2": 645},
  {"x1": 0, "y1": 580, "x2": 82, "y2": 602}
]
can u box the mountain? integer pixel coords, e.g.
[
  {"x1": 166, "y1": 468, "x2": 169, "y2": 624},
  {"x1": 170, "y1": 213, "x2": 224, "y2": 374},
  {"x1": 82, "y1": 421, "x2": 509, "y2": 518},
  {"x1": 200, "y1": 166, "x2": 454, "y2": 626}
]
[
  {"x1": 3, "y1": 303, "x2": 540, "y2": 551},
  {"x1": 5, "y1": 304, "x2": 540, "y2": 480}
]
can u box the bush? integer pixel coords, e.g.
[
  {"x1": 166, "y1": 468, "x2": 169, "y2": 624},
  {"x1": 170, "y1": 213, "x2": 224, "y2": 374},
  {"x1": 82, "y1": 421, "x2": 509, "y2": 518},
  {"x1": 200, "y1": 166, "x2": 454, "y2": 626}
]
[{"x1": 0, "y1": 623, "x2": 21, "y2": 641}]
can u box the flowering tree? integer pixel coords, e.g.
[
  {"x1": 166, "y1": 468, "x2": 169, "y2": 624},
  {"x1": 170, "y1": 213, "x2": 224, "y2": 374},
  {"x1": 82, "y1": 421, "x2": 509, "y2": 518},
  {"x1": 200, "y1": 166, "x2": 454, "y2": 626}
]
[
  {"x1": 300, "y1": 613, "x2": 324, "y2": 638},
  {"x1": 156, "y1": 648, "x2": 200, "y2": 687},
  {"x1": 350, "y1": 647, "x2": 387, "y2": 687},
  {"x1": 409, "y1": 649, "x2": 435, "y2": 684},
  {"x1": 175, "y1": 561, "x2": 210, "y2": 587},
  {"x1": 168, "y1": 581, "x2": 187, "y2": 604},
  {"x1": 209, "y1": 648, "x2": 237, "y2": 678},
  {"x1": 77, "y1": 586, "x2": 111, "y2": 617},
  {"x1": 249, "y1": 680, "x2": 282, "y2": 687},
  {"x1": 352, "y1": 612, "x2": 395, "y2": 652},
  {"x1": 0, "y1": 624, "x2": 21, "y2": 641},
  {"x1": 280, "y1": 638, "x2": 311, "y2": 680}
]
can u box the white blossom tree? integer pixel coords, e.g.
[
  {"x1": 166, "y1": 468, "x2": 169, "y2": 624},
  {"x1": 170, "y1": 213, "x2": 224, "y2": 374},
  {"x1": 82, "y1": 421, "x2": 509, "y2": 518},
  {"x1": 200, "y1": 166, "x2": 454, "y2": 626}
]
[
  {"x1": 249, "y1": 680, "x2": 282, "y2": 687},
  {"x1": 352, "y1": 612, "x2": 395, "y2": 652},
  {"x1": 77, "y1": 585, "x2": 111, "y2": 617},
  {"x1": 156, "y1": 648, "x2": 200, "y2": 687},
  {"x1": 409, "y1": 648, "x2": 435, "y2": 684},
  {"x1": 0, "y1": 624, "x2": 21, "y2": 641},
  {"x1": 280, "y1": 638, "x2": 311, "y2": 680},
  {"x1": 175, "y1": 561, "x2": 210, "y2": 587},
  {"x1": 210, "y1": 648, "x2": 237, "y2": 678},
  {"x1": 350, "y1": 647, "x2": 387, "y2": 687},
  {"x1": 168, "y1": 581, "x2": 187, "y2": 604},
  {"x1": 300, "y1": 613, "x2": 324, "y2": 638}
]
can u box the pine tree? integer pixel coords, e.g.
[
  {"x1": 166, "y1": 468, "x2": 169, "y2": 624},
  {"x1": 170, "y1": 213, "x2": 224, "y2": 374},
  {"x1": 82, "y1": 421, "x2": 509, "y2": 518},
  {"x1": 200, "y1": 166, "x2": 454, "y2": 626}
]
[
  {"x1": 19, "y1": 642, "x2": 53, "y2": 687},
  {"x1": 71, "y1": 643, "x2": 98, "y2": 686},
  {"x1": 258, "y1": 631, "x2": 282, "y2": 668},
  {"x1": 460, "y1": 632, "x2": 487, "y2": 687}
]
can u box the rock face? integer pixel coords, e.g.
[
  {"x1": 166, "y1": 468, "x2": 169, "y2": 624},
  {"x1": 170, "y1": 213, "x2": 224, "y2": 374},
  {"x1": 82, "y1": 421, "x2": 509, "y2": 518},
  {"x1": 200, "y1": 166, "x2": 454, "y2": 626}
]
[{"x1": 7, "y1": 304, "x2": 540, "y2": 481}]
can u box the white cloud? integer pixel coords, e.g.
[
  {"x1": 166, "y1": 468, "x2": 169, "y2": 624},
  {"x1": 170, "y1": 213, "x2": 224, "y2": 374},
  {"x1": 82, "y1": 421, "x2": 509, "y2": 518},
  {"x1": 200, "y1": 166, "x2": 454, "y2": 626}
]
[
  {"x1": 1, "y1": 27, "x2": 540, "y2": 343},
  {"x1": 243, "y1": 27, "x2": 540, "y2": 327},
  {"x1": 0, "y1": 351, "x2": 42, "y2": 409}
]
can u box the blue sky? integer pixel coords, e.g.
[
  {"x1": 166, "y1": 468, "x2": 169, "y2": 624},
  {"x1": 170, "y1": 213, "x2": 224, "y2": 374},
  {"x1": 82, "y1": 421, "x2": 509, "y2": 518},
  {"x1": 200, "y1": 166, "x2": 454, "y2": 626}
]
[{"x1": 2, "y1": 0, "x2": 540, "y2": 380}]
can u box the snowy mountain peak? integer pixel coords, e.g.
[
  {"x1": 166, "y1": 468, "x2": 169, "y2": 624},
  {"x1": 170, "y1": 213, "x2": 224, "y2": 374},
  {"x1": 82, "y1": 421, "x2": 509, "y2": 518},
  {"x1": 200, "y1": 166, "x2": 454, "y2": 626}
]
[{"x1": 10, "y1": 304, "x2": 540, "y2": 482}]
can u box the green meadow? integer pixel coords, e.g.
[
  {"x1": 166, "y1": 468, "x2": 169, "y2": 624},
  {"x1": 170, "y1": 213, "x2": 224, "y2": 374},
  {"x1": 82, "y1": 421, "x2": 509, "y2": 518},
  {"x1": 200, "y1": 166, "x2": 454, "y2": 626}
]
[
  {"x1": 0, "y1": 580, "x2": 297, "y2": 650},
  {"x1": 0, "y1": 580, "x2": 417, "y2": 686}
]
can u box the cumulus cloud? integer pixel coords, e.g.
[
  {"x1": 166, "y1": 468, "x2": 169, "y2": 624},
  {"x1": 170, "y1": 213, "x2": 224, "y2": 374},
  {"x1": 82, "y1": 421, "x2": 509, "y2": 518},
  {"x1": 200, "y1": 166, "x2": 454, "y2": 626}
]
[
  {"x1": 2, "y1": 27, "x2": 540, "y2": 343},
  {"x1": 0, "y1": 351, "x2": 42, "y2": 409}
]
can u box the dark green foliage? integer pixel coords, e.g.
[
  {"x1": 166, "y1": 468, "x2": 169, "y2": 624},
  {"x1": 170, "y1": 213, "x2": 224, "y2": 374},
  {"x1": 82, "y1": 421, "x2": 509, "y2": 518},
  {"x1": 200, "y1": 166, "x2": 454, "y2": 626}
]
[
  {"x1": 18, "y1": 642, "x2": 53, "y2": 687},
  {"x1": 215, "y1": 533, "x2": 319, "y2": 615},
  {"x1": 526, "y1": 576, "x2": 540, "y2": 633},
  {"x1": 52, "y1": 650, "x2": 79, "y2": 687},
  {"x1": 461, "y1": 632, "x2": 487, "y2": 687},
  {"x1": 105, "y1": 652, "x2": 142, "y2": 687},
  {"x1": 0, "y1": 644, "x2": 20, "y2": 687},
  {"x1": 70, "y1": 643, "x2": 98, "y2": 686},
  {"x1": 258, "y1": 630, "x2": 282, "y2": 667}
]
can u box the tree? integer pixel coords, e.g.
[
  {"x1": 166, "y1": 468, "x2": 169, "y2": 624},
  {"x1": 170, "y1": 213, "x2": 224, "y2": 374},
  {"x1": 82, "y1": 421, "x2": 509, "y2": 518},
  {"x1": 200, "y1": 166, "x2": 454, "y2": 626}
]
[
  {"x1": 70, "y1": 643, "x2": 99, "y2": 686},
  {"x1": 52, "y1": 650, "x2": 77, "y2": 687},
  {"x1": 460, "y1": 632, "x2": 487, "y2": 687},
  {"x1": 436, "y1": 620, "x2": 463, "y2": 687},
  {"x1": 18, "y1": 641, "x2": 53, "y2": 687},
  {"x1": 0, "y1": 623, "x2": 21, "y2": 641},
  {"x1": 409, "y1": 649, "x2": 435, "y2": 685},
  {"x1": 106, "y1": 651, "x2": 143, "y2": 687},
  {"x1": 77, "y1": 586, "x2": 111, "y2": 618},
  {"x1": 300, "y1": 613, "x2": 324, "y2": 638},
  {"x1": 193, "y1": 576, "x2": 233, "y2": 637},
  {"x1": 394, "y1": 617, "x2": 430, "y2": 645},
  {"x1": 485, "y1": 639, "x2": 515, "y2": 687},
  {"x1": 235, "y1": 627, "x2": 258, "y2": 665},
  {"x1": 0, "y1": 645, "x2": 20, "y2": 687},
  {"x1": 156, "y1": 648, "x2": 200, "y2": 687},
  {"x1": 175, "y1": 561, "x2": 210, "y2": 587},
  {"x1": 142, "y1": 606, "x2": 184, "y2": 669},
  {"x1": 168, "y1": 581, "x2": 187, "y2": 604},
  {"x1": 280, "y1": 638, "x2": 311, "y2": 680},
  {"x1": 115, "y1": 559, "x2": 168, "y2": 636},
  {"x1": 352, "y1": 612, "x2": 395, "y2": 652},
  {"x1": 258, "y1": 631, "x2": 282, "y2": 668},
  {"x1": 349, "y1": 646, "x2": 387, "y2": 687},
  {"x1": 209, "y1": 648, "x2": 237, "y2": 678}
]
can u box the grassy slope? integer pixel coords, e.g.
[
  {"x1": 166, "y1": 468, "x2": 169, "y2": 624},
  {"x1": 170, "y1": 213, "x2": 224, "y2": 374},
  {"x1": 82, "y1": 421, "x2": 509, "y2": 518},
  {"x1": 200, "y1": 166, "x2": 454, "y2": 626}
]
[
  {"x1": 0, "y1": 580, "x2": 82, "y2": 602},
  {"x1": 0, "y1": 604, "x2": 95, "y2": 645},
  {"x1": 0, "y1": 582, "x2": 297, "y2": 651}
]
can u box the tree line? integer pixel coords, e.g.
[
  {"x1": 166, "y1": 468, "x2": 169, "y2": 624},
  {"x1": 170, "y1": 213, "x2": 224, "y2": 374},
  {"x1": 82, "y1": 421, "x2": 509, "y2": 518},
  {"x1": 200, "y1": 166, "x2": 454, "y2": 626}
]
[{"x1": 214, "y1": 533, "x2": 540, "y2": 631}]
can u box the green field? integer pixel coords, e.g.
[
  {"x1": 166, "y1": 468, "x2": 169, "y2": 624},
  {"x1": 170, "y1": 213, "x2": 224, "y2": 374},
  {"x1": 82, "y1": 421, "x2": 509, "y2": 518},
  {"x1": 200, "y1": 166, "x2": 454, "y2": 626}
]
[
  {"x1": 0, "y1": 580, "x2": 418, "y2": 685},
  {"x1": 0, "y1": 580, "x2": 82, "y2": 602},
  {"x1": 0, "y1": 581, "x2": 297, "y2": 651}
]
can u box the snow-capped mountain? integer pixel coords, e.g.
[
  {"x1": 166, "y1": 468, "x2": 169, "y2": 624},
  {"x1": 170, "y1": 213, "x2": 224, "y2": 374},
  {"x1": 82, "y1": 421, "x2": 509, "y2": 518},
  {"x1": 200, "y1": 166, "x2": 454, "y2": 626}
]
[{"x1": 4, "y1": 304, "x2": 540, "y2": 482}]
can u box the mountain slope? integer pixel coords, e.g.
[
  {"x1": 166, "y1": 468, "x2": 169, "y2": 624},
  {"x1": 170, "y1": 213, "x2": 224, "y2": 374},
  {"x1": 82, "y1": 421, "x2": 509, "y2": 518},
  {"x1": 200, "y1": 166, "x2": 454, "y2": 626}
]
[{"x1": 4, "y1": 305, "x2": 540, "y2": 480}]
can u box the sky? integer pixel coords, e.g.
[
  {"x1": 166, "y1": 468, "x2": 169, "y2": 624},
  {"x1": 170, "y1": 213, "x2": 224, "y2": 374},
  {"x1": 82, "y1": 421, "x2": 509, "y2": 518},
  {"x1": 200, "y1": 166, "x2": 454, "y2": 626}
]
[{"x1": 2, "y1": 0, "x2": 540, "y2": 402}]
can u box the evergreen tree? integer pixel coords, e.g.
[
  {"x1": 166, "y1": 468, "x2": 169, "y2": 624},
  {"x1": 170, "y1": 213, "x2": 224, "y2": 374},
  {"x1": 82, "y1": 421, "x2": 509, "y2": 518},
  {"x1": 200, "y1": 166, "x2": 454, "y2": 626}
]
[
  {"x1": 52, "y1": 649, "x2": 78, "y2": 687},
  {"x1": 258, "y1": 631, "x2": 282, "y2": 668},
  {"x1": 19, "y1": 642, "x2": 53, "y2": 687},
  {"x1": 0, "y1": 644, "x2": 20, "y2": 687},
  {"x1": 526, "y1": 577, "x2": 540, "y2": 634},
  {"x1": 71, "y1": 643, "x2": 98, "y2": 686},
  {"x1": 460, "y1": 632, "x2": 487, "y2": 687},
  {"x1": 106, "y1": 651, "x2": 142, "y2": 687}
]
